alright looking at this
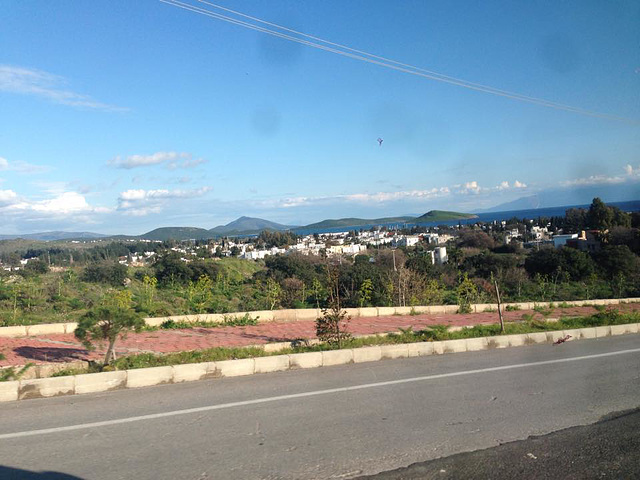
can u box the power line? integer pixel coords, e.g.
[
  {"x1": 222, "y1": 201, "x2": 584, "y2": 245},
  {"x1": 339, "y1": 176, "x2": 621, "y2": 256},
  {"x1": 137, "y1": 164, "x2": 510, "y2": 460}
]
[{"x1": 160, "y1": 0, "x2": 637, "y2": 124}]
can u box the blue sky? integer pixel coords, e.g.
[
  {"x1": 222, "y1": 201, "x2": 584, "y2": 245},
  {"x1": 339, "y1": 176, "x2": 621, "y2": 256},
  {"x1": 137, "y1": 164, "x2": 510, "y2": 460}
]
[{"x1": 1, "y1": 0, "x2": 639, "y2": 234}]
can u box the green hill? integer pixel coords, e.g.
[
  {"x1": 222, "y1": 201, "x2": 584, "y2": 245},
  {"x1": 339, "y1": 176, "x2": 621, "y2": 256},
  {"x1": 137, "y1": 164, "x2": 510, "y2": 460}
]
[
  {"x1": 299, "y1": 216, "x2": 416, "y2": 230},
  {"x1": 209, "y1": 216, "x2": 295, "y2": 236},
  {"x1": 415, "y1": 210, "x2": 477, "y2": 222},
  {"x1": 140, "y1": 227, "x2": 212, "y2": 241}
]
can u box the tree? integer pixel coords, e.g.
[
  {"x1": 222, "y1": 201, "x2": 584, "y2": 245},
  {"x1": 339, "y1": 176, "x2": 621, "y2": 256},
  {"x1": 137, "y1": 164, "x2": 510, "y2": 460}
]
[
  {"x1": 74, "y1": 292, "x2": 144, "y2": 365},
  {"x1": 588, "y1": 198, "x2": 613, "y2": 230},
  {"x1": 265, "y1": 278, "x2": 281, "y2": 310},
  {"x1": 315, "y1": 265, "x2": 351, "y2": 347},
  {"x1": 456, "y1": 273, "x2": 478, "y2": 314},
  {"x1": 357, "y1": 278, "x2": 373, "y2": 307}
]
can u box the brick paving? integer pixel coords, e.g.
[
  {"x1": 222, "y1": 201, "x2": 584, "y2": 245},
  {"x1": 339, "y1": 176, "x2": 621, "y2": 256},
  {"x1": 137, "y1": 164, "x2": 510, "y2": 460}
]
[{"x1": 0, "y1": 304, "x2": 637, "y2": 367}]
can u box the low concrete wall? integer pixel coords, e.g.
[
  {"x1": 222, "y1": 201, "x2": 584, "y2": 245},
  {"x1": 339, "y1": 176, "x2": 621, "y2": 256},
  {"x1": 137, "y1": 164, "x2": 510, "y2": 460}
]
[
  {"x1": 2, "y1": 297, "x2": 639, "y2": 339},
  {"x1": 2, "y1": 322, "x2": 639, "y2": 402}
]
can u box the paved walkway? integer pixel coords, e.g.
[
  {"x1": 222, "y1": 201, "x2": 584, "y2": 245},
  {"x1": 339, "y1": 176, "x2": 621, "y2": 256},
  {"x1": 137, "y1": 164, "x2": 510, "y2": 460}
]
[{"x1": 0, "y1": 304, "x2": 637, "y2": 367}]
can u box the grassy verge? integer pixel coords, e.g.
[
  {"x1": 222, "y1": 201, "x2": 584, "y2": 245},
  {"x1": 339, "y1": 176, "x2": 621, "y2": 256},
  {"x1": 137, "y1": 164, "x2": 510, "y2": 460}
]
[{"x1": 26, "y1": 308, "x2": 637, "y2": 378}]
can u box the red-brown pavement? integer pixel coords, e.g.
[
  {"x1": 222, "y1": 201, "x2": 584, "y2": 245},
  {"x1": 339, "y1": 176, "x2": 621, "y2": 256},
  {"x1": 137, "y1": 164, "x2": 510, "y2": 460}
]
[{"x1": 1, "y1": 304, "x2": 637, "y2": 367}]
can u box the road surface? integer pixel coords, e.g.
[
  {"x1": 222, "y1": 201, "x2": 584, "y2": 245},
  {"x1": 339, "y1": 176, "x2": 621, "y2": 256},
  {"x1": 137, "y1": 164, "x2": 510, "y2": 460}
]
[{"x1": 0, "y1": 335, "x2": 638, "y2": 479}]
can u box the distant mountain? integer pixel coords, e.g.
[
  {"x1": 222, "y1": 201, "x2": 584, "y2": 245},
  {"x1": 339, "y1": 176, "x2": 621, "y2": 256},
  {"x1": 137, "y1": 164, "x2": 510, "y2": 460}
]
[
  {"x1": 0, "y1": 231, "x2": 108, "y2": 241},
  {"x1": 298, "y1": 211, "x2": 474, "y2": 231},
  {"x1": 414, "y1": 210, "x2": 478, "y2": 222},
  {"x1": 140, "y1": 227, "x2": 212, "y2": 241},
  {"x1": 298, "y1": 216, "x2": 416, "y2": 230},
  {"x1": 209, "y1": 216, "x2": 296, "y2": 236},
  {"x1": 478, "y1": 184, "x2": 640, "y2": 214}
]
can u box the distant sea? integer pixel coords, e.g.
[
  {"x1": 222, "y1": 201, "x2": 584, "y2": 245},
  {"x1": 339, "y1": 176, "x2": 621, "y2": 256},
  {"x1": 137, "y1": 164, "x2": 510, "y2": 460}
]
[{"x1": 293, "y1": 200, "x2": 640, "y2": 235}]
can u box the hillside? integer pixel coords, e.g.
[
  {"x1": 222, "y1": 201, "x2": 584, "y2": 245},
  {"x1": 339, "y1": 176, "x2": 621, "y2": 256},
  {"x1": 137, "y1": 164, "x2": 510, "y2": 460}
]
[
  {"x1": 299, "y1": 216, "x2": 416, "y2": 230},
  {"x1": 414, "y1": 210, "x2": 477, "y2": 222},
  {"x1": 209, "y1": 216, "x2": 295, "y2": 236},
  {"x1": 140, "y1": 227, "x2": 212, "y2": 241},
  {"x1": 0, "y1": 231, "x2": 107, "y2": 241}
]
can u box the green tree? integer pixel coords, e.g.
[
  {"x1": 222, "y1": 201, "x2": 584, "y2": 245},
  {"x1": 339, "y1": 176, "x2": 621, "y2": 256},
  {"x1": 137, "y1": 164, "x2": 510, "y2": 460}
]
[
  {"x1": 265, "y1": 278, "x2": 282, "y2": 310},
  {"x1": 456, "y1": 273, "x2": 478, "y2": 313},
  {"x1": 74, "y1": 297, "x2": 144, "y2": 365},
  {"x1": 357, "y1": 278, "x2": 373, "y2": 307},
  {"x1": 187, "y1": 274, "x2": 214, "y2": 313},
  {"x1": 588, "y1": 197, "x2": 613, "y2": 230}
]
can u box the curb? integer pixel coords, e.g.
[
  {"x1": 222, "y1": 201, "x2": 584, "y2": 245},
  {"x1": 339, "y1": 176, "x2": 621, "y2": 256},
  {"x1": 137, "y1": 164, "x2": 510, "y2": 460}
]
[
  {"x1": 1, "y1": 297, "x2": 638, "y2": 338},
  {"x1": 1, "y1": 322, "x2": 638, "y2": 403}
]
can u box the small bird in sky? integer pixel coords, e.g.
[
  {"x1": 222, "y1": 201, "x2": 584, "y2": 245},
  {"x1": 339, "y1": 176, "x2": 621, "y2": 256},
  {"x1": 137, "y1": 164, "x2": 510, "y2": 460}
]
[{"x1": 377, "y1": 137, "x2": 383, "y2": 146}]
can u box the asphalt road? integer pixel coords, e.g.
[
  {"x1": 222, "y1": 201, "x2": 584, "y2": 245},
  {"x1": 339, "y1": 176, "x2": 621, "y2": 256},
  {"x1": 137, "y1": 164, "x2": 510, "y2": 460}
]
[{"x1": 0, "y1": 335, "x2": 639, "y2": 480}]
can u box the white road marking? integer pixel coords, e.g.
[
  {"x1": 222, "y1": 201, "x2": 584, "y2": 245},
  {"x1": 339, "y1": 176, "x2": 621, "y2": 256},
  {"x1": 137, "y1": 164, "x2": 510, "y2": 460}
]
[{"x1": 2, "y1": 347, "x2": 639, "y2": 440}]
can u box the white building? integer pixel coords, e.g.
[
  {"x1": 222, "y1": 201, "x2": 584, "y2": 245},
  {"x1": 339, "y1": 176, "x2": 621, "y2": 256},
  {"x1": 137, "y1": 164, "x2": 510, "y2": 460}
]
[
  {"x1": 552, "y1": 233, "x2": 578, "y2": 248},
  {"x1": 429, "y1": 246, "x2": 448, "y2": 265}
]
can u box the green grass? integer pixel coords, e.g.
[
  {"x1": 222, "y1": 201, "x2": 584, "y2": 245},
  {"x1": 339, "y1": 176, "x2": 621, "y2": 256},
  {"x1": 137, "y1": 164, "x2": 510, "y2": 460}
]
[{"x1": 144, "y1": 313, "x2": 259, "y2": 331}]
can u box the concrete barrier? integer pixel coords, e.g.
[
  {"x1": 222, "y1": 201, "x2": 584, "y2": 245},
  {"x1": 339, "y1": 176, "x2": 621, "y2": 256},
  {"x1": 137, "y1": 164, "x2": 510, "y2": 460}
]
[
  {"x1": 322, "y1": 349, "x2": 353, "y2": 366},
  {"x1": 272, "y1": 309, "x2": 297, "y2": 322},
  {"x1": 377, "y1": 307, "x2": 395, "y2": 316},
  {"x1": 575, "y1": 328, "x2": 596, "y2": 340},
  {"x1": 486, "y1": 336, "x2": 510, "y2": 349},
  {"x1": 295, "y1": 309, "x2": 320, "y2": 321},
  {"x1": 289, "y1": 352, "x2": 322, "y2": 369},
  {"x1": 352, "y1": 346, "x2": 382, "y2": 363},
  {"x1": 343, "y1": 308, "x2": 360, "y2": 319},
  {"x1": 172, "y1": 363, "x2": 209, "y2": 383},
  {"x1": 442, "y1": 339, "x2": 467, "y2": 353},
  {"x1": 75, "y1": 371, "x2": 127, "y2": 394},
  {"x1": 527, "y1": 332, "x2": 548, "y2": 344},
  {"x1": 25, "y1": 323, "x2": 66, "y2": 336},
  {"x1": 380, "y1": 344, "x2": 409, "y2": 359},
  {"x1": 0, "y1": 326, "x2": 27, "y2": 338},
  {"x1": 62, "y1": 322, "x2": 78, "y2": 334},
  {"x1": 465, "y1": 337, "x2": 489, "y2": 351},
  {"x1": 358, "y1": 307, "x2": 378, "y2": 317},
  {"x1": 610, "y1": 324, "x2": 638, "y2": 335},
  {"x1": 252, "y1": 310, "x2": 275, "y2": 322},
  {"x1": 595, "y1": 326, "x2": 611, "y2": 338},
  {"x1": 214, "y1": 358, "x2": 255, "y2": 377},
  {"x1": 407, "y1": 342, "x2": 434, "y2": 357},
  {"x1": 506, "y1": 335, "x2": 527, "y2": 347},
  {"x1": 431, "y1": 341, "x2": 445, "y2": 354},
  {"x1": 429, "y1": 305, "x2": 446, "y2": 315},
  {"x1": 126, "y1": 366, "x2": 173, "y2": 388},
  {"x1": 394, "y1": 307, "x2": 413, "y2": 316},
  {"x1": 254, "y1": 355, "x2": 289, "y2": 374},
  {"x1": 444, "y1": 305, "x2": 459, "y2": 314},
  {"x1": 0, "y1": 381, "x2": 19, "y2": 402},
  {"x1": 19, "y1": 376, "x2": 74, "y2": 400},
  {"x1": 546, "y1": 331, "x2": 566, "y2": 343}
]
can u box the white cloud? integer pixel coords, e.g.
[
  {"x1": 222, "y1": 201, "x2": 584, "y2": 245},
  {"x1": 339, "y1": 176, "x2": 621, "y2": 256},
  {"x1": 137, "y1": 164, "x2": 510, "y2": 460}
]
[
  {"x1": 561, "y1": 164, "x2": 640, "y2": 187},
  {"x1": 271, "y1": 187, "x2": 452, "y2": 209},
  {"x1": 0, "y1": 191, "x2": 110, "y2": 221},
  {"x1": 117, "y1": 187, "x2": 211, "y2": 216},
  {"x1": 497, "y1": 181, "x2": 510, "y2": 190},
  {"x1": 0, "y1": 189, "x2": 18, "y2": 204},
  {"x1": 513, "y1": 180, "x2": 527, "y2": 188},
  {"x1": 0, "y1": 64, "x2": 126, "y2": 111},
  {"x1": 109, "y1": 151, "x2": 206, "y2": 170},
  {"x1": 0, "y1": 156, "x2": 48, "y2": 174}
]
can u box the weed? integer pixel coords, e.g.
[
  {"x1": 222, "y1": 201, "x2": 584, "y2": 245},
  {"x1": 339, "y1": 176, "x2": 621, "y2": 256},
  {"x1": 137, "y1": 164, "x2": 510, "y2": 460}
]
[{"x1": 505, "y1": 305, "x2": 520, "y2": 311}]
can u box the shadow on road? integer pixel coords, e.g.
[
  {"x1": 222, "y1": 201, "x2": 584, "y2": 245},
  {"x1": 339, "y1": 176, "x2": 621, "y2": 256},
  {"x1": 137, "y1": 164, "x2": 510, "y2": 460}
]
[{"x1": 0, "y1": 466, "x2": 84, "y2": 479}]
